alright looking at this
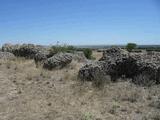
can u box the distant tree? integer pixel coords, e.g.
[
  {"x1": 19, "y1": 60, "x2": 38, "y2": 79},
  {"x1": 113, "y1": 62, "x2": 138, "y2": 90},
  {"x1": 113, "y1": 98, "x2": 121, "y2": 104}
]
[{"x1": 126, "y1": 43, "x2": 137, "y2": 52}]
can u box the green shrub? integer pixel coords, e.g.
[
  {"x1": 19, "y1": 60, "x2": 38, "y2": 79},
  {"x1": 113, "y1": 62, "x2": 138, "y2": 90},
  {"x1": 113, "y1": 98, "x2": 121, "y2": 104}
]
[
  {"x1": 83, "y1": 48, "x2": 92, "y2": 59},
  {"x1": 49, "y1": 45, "x2": 76, "y2": 56},
  {"x1": 126, "y1": 43, "x2": 137, "y2": 52},
  {"x1": 81, "y1": 112, "x2": 93, "y2": 120}
]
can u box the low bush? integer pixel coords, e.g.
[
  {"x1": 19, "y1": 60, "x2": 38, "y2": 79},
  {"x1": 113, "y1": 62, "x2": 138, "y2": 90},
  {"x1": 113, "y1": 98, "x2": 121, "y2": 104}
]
[
  {"x1": 49, "y1": 45, "x2": 76, "y2": 56},
  {"x1": 83, "y1": 48, "x2": 93, "y2": 59}
]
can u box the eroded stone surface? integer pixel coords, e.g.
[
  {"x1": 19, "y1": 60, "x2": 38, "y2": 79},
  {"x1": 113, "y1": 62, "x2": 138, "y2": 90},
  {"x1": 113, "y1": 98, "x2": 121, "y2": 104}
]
[
  {"x1": 2, "y1": 43, "x2": 49, "y2": 59},
  {"x1": 79, "y1": 47, "x2": 160, "y2": 85},
  {"x1": 0, "y1": 52, "x2": 16, "y2": 60},
  {"x1": 43, "y1": 53, "x2": 72, "y2": 69}
]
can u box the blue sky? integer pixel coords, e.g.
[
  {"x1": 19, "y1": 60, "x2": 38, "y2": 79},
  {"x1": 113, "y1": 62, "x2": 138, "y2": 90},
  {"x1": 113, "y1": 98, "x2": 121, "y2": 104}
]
[{"x1": 0, "y1": 0, "x2": 160, "y2": 45}]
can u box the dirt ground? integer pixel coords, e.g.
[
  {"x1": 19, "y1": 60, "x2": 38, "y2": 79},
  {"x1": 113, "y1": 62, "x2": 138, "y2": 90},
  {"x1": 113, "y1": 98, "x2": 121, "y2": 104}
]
[{"x1": 0, "y1": 55, "x2": 160, "y2": 120}]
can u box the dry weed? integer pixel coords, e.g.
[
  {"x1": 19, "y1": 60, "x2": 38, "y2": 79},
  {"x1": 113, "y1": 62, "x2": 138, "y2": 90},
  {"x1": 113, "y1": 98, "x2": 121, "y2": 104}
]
[{"x1": 0, "y1": 58, "x2": 160, "y2": 120}]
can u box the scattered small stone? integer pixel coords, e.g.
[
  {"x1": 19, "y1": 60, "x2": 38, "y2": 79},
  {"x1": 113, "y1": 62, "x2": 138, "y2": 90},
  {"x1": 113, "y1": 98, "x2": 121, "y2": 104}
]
[
  {"x1": 47, "y1": 103, "x2": 52, "y2": 106},
  {"x1": 46, "y1": 81, "x2": 50, "y2": 84},
  {"x1": 17, "y1": 90, "x2": 22, "y2": 94}
]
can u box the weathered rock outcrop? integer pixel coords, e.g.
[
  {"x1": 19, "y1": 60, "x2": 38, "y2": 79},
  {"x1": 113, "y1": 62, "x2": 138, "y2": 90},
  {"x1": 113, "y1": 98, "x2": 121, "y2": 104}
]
[
  {"x1": 129, "y1": 53, "x2": 160, "y2": 85},
  {"x1": 2, "y1": 44, "x2": 49, "y2": 59},
  {"x1": 79, "y1": 47, "x2": 160, "y2": 85},
  {"x1": 2, "y1": 44, "x2": 20, "y2": 55},
  {"x1": 78, "y1": 61, "x2": 106, "y2": 81},
  {"x1": 72, "y1": 52, "x2": 87, "y2": 62},
  {"x1": 0, "y1": 52, "x2": 16, "y2": 60},
  {"x1": 43, "y1": 53, "x2": 72, "y2": 69},
  {"x1": 34, "y1": 51, "x2": 49, "y2": 66},
  {"x1": 156, "y1": 67, "x2": 160, "y2": 84},
  {"x1": 35, "y1": 51, "x2": 87, "y2": 68},
  {"x1": 99, "y1": 47, "x2": 129, "y2": 62}
]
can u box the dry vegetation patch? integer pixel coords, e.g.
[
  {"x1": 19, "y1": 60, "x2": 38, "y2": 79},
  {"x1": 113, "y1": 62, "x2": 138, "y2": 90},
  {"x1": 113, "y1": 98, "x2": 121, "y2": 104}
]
[{"x1": 0, "y1": 58, "x2": 160, "y2": 120}]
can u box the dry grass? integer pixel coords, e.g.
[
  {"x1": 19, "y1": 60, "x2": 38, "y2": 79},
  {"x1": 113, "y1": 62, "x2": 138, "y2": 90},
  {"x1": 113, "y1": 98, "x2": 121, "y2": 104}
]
[
  {"x1": 92, "y1": 51, "x2": 103, "y2": 60},
  {"x1": 0, "y1": 58, "x2": 160, "y2": 120}
]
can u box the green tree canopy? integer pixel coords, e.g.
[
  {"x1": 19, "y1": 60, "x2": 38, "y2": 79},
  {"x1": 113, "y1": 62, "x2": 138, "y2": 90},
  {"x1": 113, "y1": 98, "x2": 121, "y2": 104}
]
[
  {"x1": 83, "y1": 48, "x2": 93, "y2": 59},
  {"x1": 126, "y1": 43, "x2": 137, "y2": 52}
]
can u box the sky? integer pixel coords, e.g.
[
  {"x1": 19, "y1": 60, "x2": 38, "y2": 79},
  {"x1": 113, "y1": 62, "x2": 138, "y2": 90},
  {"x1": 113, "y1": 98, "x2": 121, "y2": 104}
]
[{"x1": 0, "y1": 0, "x2": 160, "y2": 46}]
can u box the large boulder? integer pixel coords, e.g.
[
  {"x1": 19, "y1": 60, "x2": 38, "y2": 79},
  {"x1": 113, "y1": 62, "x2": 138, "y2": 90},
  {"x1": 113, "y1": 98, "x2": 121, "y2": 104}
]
[
  {"x1": 2, "y1": 43, "x2": 13, "y2": 52},
  {"x1": 72, "y1": 52, "x2": 87, "y2": 62},
  {"x1": 2, "y1": 43, "x2": 49, "y2": 59},
  {"x1": 78, "y1": 47, "x2": 160, "y2": 85},
  {"x1": 99, "y1": 47, "x2": 131, "y2": 80},
  {"x1": 35, "y1": 51, "x2": 87, "y2": 68},
  {"x1": 16, "y1": 44, "x2": 49, "y2": 59},
  {"x1": 17, "y1": 44, "x2": 38, "y2": 58},
  {"x1": 79, "y1": 47, "x2": 130, "y2": 81},
  {"x1": 0, "y1": 52, "x2": 16, "y2": 60},
  {"x1": 78, "y1": 61, "x2": 106, "y2": 81},
  {"x1": 43, "y1": 53, "x2": 72, "y2": 70},
  {"x1": 129, "y1": 53, "x2": 160, "y2": 85},
  {"x1": 34, "y1": 51, "x2": 49, "y2": 66},
  {"x1": 99, "y1": 47, "x2": 129, "y2": 62},
  {"x1": 156, "y1": 67, "x2": 160, "y2": 84},
  {"x1": 2, "y1": 43, "x2": 20, "y2": 55}
]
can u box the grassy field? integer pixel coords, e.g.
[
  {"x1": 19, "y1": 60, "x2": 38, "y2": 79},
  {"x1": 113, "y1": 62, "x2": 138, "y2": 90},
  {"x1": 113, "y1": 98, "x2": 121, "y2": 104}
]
[{"x1": 0, "y1": 52, "x2": 160, "y2": 120}]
